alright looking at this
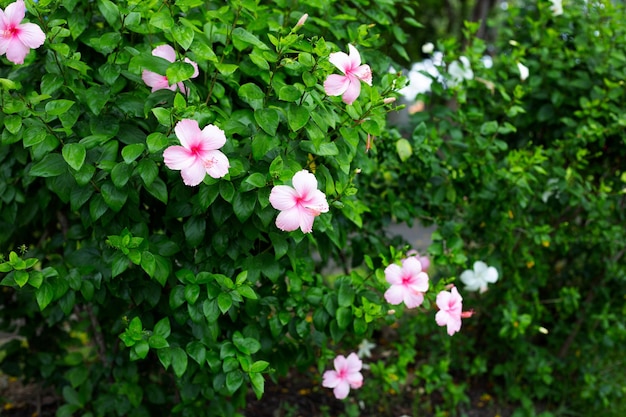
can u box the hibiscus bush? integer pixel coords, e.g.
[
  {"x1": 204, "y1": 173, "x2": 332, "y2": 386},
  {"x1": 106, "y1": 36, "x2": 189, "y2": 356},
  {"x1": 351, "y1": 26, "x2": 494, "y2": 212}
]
[
  {"x1": 363, "y1": 0, "x2": 626, "y2": 414},
  {"x1": 0, "y1": 0, "x2": 474, "y2": 416}
]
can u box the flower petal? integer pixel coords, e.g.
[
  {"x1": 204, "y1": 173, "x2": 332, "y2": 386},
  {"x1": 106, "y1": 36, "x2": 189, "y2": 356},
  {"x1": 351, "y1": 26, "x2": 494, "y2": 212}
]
[
  {"x1": 322, "y1": 370, "x2": 340, "y2": 388},
  {"x1": 269, "y1": 185, "x2": 298, "y2": 211},
  {"x1": 345, "y1": 353, "x2": 362, "y2": 373},
  {"x1": 303, "y1": 189, "x2": 329, "y2": 214},
  {"x1": 142, "y1": 70, "x2": 172, "y2": 92},
  {"x1": 341, "y1": 77, "x2": 361, "y2": 105},
  {"x1": 163, "y1": 145, "x2": 195, "y2": 170},
  {"x1": 435, "y1": 309, "x2": 450, "y2": 327},
  {"x1": 460, "y1": 270, "x2": 480, "y2": 291},
  {"x1": 333, "y1": 381, "x2": 350, "y2": 400},
  {"x1": 200, "y1": 124, "x2": 227, "y2": 150},
  {"x1": 403, "y1": 290, "x2": 425, "y2": 309},
  {"x1": 4, "y1": 37, "x2": 30, "y2": 64},
  {"x1": 324, "y1": 74, "x2": 350, "y2": 96},
  {"x1": 346, "y1": 44, "x2": 362, "y2": 67},
  {"x1": 402, "y1": 257, "x2": 423, "y2": 276},
  {"x1": 174, "y1": 119, "x2": 201, "y2": 150},
  {"x1": 384, "y1": 284, "x2": 404, "y2": 305},
  {"x1": 184, "y1": 57, "x2": 200, "y2": 78},
  {"x1": 4, "y1": 0, "x2": 26, "y2": 26},
  {"x1": 484, "y1": 266, "x2": 499, "y2": 283},
  {"x1": 384, "y1": 264, "x2": 402, "y2": 285},
  {"x1": 16, "y1": 22, "x2": 45, "y2": 49},
  {"x1": 204, "y1": 150, "x2": 230, "y2": 179},
  {"x1": 446, "y1": 317, "x2": 462, "y2": 336},
  {"x1": 275, "y1": 207, "x2": 303, "y2": 232},
  {"x1": 291, "y1": 170, "x2": 318, "y2": 197},
  {"x1": 353, "y1": 64, "x2": 372, "y2": 86},
  {"x1": 328, "y1": 50, "x2": 351, "y2": 74},
  {"x1": 298, "y1": 211, "x2": 316, "y2": 233},
  {"x1": 152, "y1": 44, "x2": 176, "y2": 62},
  {"x1": 180, "y1": 160, "x2": 207, "y2": 186},
  {"x1": 409, "y1": 272, "x2": 429, "y2": 293}
]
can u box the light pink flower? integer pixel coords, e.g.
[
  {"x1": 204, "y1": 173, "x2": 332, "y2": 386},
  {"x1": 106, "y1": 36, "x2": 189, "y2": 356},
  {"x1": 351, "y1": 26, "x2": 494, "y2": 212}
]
[
  {"x1": 384, "y1": 257, "x2": 429, "y2": 308},
  {"x1": 269, "y1": 170, "x2": 329, "y2": 233},
  {"x1": 322, "y1": 353, "x2": 363, "y2": 399},
  {"x1": 324, "y1": 44, "x2": 372, "y2": 105},
  {"x1": 0, "y1": 0, "x2": 46, "y2": 65},
  {"x1": 435, "y1": 286, "x2": 473, "y2": 336},
  {"x1": 141, "y1": 45, "x2": 199, "y2": 94},
  {"x1": 295, "y1": 13, "x2": 308, "y2": 28},
  {"x1": 406, "y1": 249, "x2": 430, "y2": 272},
  {"x1": 163, "y1": 119, "x2": 229, "y2": 186}
]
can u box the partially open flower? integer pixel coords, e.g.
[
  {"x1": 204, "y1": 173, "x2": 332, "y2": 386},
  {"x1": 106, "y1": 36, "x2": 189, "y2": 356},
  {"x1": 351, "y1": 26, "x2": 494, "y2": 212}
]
[
  {"x1": 324, "y1": 44, "x2": 372, "y2": 105},
  {"x1": 142, "y1": 45, "x2": 199, "y2": 94}
]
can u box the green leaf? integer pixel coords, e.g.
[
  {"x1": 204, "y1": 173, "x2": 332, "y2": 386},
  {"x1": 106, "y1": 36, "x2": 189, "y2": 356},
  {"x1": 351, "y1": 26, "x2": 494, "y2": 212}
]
[
  {"x1": 480, "y1": 120, "x2": 499, "y2": 136},
  {"x1": 287, "y1": 104, "x2": 310, "y2": 131},
  {"x1": 134, "y1": 340, "x2": 150, "y2": 359},
  {"x1": 250, "y1": 372, "x2": 265, "y2": 399},
  {"x1": 170, "y1": 347, "x2": 188, "y2": 378},
  {"x1": 251, "y1": 132, "x2": 280, "y2": 160},
  {"x1": 148, "y1": 335, "x2": 169, "y2": 349},
  {"x1": 254, "y1": 108, "x2": 280, "y2": 135},
  {"x1": 166, "y1": 61, "x2": 195, "y2": 84},
  {"x1": 337, "y1": 283, "x2": 355, "y2": 307},
  {"x1": 4, "y1": 115, "x2": 21, "y2": 134},
  {"x1": 101, "y1": 183, "x2": 128, "y2": 211},
  {"x1": 396, "y1": 138, "x2": 413, "y2": 162},
  {"x1": 217, "y1": 292, "x2": 232, "y2": 314},
  {"x1": 65, "y1": 366, "x2": 89, "y2": 389},
  {"x1": 150, "y1": 10, "x2": 174, "y2": 30},
  {"x1": 97, "y1": 0, "x2": 120, "y2": 28},
  {"x1": 250, "y1": 360, "x2": 269, "y2": 373},
  {"x1": 299, "y1": 141, "x2": 339, "y2": 156},
  {"x1": 14, "y1": 270, "x2": 29, "y2": 287},
  {"x1": 278, "y1": 85, "x2": 301, "y2": 102},
  {"x1": 184, "y1": 284, "x2": 200, "y2": 304},
  {"x1": 186, "y1": 341, "x2": 206, "y2": 365},
  {"x1": 146, "y1": 177, "x2": 168, "y2": 204},
  {"x1": 141, "y1": 251, "x2": 156, "y2": 278},
  {"x1": 154, "y1": 317, "x2": 171, "y2": 338},
  {"x1": 45, "y1": 99, "x2": 75, "y2": 116},
  {"x1": 23, "y1": 127, "x2": 47, "y2": 147},
  {"x1": 239, "y1": 83, "x2": 265, "y2": 110},
  {"x1": 233, "y1": 332, "x2": 261, "y2": 355},
  {"x1": 183, "y1": 216, "x2": 206, "y2": 247},
  {"x1": 36, "y1": 282, "x2": 54, "y2": 310},
  {"x1": 233, "y1": 192, "x2": 256, "y2": 222},
  {"x1": 336, "y1": 306, "x2": 352, "y2": 330},
  {"x1": 237, "y1": 285, "x2": 257, "y2": 299},
  {"x1": 111, "y1": 162, "x2": 133, "y2": 188},
  {"x1": 232, "y1": 27, "x2": 269, "y2": 50},
  {"x1": 244, "y1": 173, "x2": 266, "y2": 188},
  {"x1": 29, "y1": 153, "x2": 67, "y2": 177},
  {"x1": 146, "y1": 132, "x2": 169, "y2": 153},
  {"x1": 122, "y1": 143, "x2": 145, "y2": 163},
  {"x1": 62, "y1": 143, "x2": 87, "y2": 171},
  {"x1": 226, "y1": 370, "x2": 244, "y2": 394},
  {"x1": 172, "y1": 25, "x2": 194, "y2": 50}
]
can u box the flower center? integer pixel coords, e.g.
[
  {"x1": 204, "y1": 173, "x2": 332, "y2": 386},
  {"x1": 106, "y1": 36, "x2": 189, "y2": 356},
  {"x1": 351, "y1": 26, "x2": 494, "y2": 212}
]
[
  {"x1": 3, "y1": 25, "x2": 18, "y2": 38},
  {"x1": 202, "y1": 157, "x2": 217, "y2": 169}
]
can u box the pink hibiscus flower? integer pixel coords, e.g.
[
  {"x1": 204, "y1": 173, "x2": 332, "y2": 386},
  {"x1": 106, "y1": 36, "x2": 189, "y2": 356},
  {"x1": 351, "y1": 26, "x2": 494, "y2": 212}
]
[
  {"x1": 384, "y1": 257, "x2": 429, "y2": 308},
  {"x1": 0, "y1": 0, "x2": 46, "y2": 65},
  {"x1": 435, "y1": 286, "x2": 473, "y2": 336},
  {"x1": 406, "y1": 249, "x2": 431, "y2": 272},
  {"x1": 323, "y1": 44, "x2": 372, "y2": 105},
  {"x1": 322, "y1": 353, "x2": 363, "y2": 399},
  {"x1": 163, "y1": 119, "x2": 230, "y2": 186},
  {"x1": 269, "y1": 170, "x2": 329, "y2": 233},
  {"x1": 141, "y1": 45, "x2": 199, "y2": 94}
]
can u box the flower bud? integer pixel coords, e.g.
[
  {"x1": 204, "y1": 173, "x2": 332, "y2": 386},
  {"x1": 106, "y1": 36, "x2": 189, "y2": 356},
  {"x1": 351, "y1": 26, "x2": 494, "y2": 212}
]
[
  {"x1": 295, "y1": 13, "x2": 308, "y2": 28},
  {"x1": 383, "y1": 97, "x2": 396, "y2": 104},
  {"x1": 421, "y1": 42, "x2": 434, "y2": 54}
]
